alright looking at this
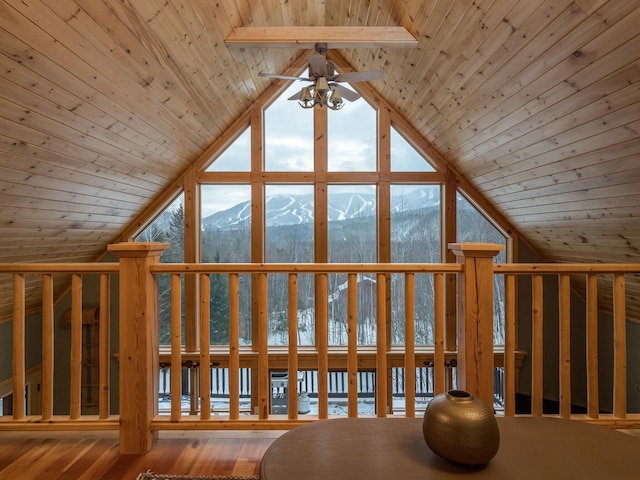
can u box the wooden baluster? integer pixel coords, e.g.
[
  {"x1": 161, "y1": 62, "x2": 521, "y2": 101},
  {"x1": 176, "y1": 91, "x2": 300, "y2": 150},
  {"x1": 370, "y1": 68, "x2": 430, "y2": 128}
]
[
  {"x1": 288, "y1": 273, "x2": 299, "y2": 419},
  {"x1": 317, "y1": 273, "x2": 329, "y2": 419},
  {"x1": 257, "y1": 272, "x2": 269, "y2": 419},
  {"x1": 229, "y1": 273, "x2": 240, "y2": 420},
  {"x1": 433, "y1": 272, "x2": 446, "y2": 395},
  {"x1": 504, "y1": 274, "x2": 516, "y2": 416},
  {"x1": 376, "y1": 273, "x2": 387, "y2": 417},
  {"x1": 404, "y1": 272, "x2": 416, "y2": 417},
  {"x1": 41, "y1": 273, "x2": 54, "y2": 421},
  {"x1": 99, "y1": 273, "x2": 110, "y2": 419},
  {"x1": 170, "y1": 273, "x2": 182, "y2": 422},
  {"x1": 532, "y1": 274, "x2": 544, "y2": 417},
  {"x1": 347, "y1": 273, "x2": 358, "y2": 417},
  {"x1": 559, "y1": 274, "x2": 571, "y2": 419},
  {"x1": 199, "y1": 273, "x2": 211, "y2": 420},
  {"x1": 70, "y1": 273, "x2": 82, "y2": 420},
  {"x1": 586, "y1": 273, "x2": 599, "y2": 419},
  {"x1": 12, "y1": 274, "x2": 25, "y2": 420},
  {"x1": 613, "y1": 273, "x2": 626, "y2": 418}
]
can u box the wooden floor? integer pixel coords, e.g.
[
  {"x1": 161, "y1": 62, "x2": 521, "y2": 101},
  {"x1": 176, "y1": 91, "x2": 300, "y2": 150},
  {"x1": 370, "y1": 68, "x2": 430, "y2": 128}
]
[
  {"x1": 2, "y1": 426, "x2": 638, "y2": 480},
  {"x1": 0, "y1": 430, "x2": 283, "y2": 480}
]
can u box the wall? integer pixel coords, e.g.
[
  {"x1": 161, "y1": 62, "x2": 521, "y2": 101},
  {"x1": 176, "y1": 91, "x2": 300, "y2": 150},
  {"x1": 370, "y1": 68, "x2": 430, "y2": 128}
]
[
  {"x1": 516, "y1": 239, "x2": 640, "y2": 413},
  {"x1": 0, "y1": 316, "x2": 42, "y2": 384},
  {"x1": 0, "y1": 315, "x2": 42, "y2": 415}
]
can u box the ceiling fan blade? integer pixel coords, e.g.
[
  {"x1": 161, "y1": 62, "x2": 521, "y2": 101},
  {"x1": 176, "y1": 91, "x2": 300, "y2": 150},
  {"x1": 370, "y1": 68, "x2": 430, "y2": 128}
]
[
  {"x1": 308, "y1": 54, "x2": 327, "y2": 77},
  {"x1": 326, "y1": 59, "x2": 336, "y2": 77},
  {"x1": 334, "y1": 70, "x2": 383, "y2": 83},
  {"x1": 259, "y1": 72, "x2": 311, "y2": 81},
  {"x1": 330, "y1": 84, "x2": 361, "y2": 102}
]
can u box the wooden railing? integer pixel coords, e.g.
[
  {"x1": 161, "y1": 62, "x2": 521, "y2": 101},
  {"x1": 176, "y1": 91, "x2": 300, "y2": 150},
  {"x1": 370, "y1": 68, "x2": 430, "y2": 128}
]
[
  {"x1": 496, "y1": 263, "x2": 640, "y2": 424},
  {"x1": 1, "y1": 242, "x2": 639, "y2": 454},
  {"x1": 0, "y1": 262, "x2": 119, "y2": 430},
  {"x1": 147, "y1": 253, "x2": 473, "y2": 440}
]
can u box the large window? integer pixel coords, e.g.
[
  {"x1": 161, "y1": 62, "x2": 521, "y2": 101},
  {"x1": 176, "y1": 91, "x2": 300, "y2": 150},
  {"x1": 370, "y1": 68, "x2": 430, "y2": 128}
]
[{"x1": 137, "y1": 73, "x2": 509, "y2": 351}]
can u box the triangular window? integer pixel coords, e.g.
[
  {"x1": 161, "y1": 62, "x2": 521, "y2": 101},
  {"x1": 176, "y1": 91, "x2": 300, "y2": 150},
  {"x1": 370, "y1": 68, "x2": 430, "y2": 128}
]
[
  {"x1": 205, "y1": 127, "x2": 251, "y2": 172},
  {"x1": 391, "y1": 127, "x2": 435, "y2": 172}
]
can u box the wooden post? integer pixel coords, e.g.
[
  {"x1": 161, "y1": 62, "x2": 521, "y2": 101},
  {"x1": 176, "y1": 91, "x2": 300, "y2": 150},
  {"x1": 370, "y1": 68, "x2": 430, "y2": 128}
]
[
  {"x1": 449, "y1": 243, "x2": 504, "y2": 408},
  {"x1": 108, "y1": 242, "x2": 168, "y2": 454}
]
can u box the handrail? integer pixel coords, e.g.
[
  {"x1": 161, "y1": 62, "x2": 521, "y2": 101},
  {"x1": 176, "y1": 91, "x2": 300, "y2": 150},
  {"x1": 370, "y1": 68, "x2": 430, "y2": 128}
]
[
  {"x1": 152, "y1": 263, "x2": 465, "y2": 273},
  {"x1": 0, "y1": 264, "x2": 119, "y2": 273},
  {"x1": 495, "y1": 264, "x2": 640, "y2": 273}
]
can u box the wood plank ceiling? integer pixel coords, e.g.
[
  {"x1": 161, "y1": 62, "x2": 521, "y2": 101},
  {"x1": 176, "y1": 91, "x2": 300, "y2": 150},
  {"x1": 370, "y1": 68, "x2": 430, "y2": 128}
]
[{"x1": 1, "y1": 0, "x2": 640, "y2": 322}]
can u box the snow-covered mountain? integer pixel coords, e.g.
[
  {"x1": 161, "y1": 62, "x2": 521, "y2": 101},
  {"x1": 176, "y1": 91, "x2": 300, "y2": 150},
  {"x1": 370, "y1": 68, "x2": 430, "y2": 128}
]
[{"x1": 203, "y1": 188, "x2": 439, "y2": 229}]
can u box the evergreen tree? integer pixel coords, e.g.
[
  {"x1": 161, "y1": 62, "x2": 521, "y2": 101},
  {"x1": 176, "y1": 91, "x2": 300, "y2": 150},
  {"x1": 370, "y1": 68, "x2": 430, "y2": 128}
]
[
  {"x1": 210, "y1": 252, "x2": 230, "y2": 345},
  {"x1": 154, "y1": 202, "x2": 185, "y2": 345}
]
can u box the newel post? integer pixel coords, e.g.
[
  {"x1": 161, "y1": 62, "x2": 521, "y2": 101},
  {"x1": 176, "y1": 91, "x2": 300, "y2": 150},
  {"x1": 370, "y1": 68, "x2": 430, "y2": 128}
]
[
  {"x1": 108, "y1": 242, "x2": 169, "y2": 454},
  {"x1": 449, "y1": 242, "x2": 504, "y2": 408}
]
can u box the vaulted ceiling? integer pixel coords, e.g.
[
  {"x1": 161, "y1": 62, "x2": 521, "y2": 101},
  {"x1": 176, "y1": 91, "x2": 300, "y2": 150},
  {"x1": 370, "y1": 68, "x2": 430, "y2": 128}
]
[{"x1": 1, "y1": 1, "x2": 640, "y2": 321}]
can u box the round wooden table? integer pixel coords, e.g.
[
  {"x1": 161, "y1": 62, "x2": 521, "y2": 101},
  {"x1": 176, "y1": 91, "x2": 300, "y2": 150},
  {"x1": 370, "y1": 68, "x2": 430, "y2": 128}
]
[{"x1": 260, "y1": 416, "x2": 639, "y2": 480}]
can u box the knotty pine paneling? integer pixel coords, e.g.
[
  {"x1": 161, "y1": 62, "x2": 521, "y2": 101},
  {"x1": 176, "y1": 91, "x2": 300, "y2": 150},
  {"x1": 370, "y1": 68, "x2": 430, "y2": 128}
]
[{"x1": 1, "y1": 0, "x2": 640, "y2": 323}]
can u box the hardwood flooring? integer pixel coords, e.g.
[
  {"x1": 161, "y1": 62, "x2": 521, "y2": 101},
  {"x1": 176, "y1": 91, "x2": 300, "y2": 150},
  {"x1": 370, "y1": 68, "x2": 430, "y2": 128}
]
[
  {"x1": 0, "y1": 430, "x2": 282, "y2": 480},
  {"x1": 3, "y1": 426, "x2": 638, "y2": 480}
]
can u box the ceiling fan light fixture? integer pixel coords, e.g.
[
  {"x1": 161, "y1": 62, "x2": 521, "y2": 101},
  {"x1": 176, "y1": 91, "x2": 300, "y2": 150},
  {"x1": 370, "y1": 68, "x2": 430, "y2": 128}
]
[
  {"x1": 315, "y1": 76, "x2": 330, "y2": 93},
  {"x1": 298, "y1": 86, "x2": 314, "y2": 109},
  {"x1": 328, "y1": 87, "x2": 344, "y2": 110},
  {"x1": 297, "y1": 80, "x2": 346, "y2": 110}
]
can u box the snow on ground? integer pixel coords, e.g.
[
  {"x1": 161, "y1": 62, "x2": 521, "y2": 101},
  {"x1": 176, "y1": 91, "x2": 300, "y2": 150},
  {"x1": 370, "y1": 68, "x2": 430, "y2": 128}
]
[{"x1": 158, "y1": 395, "x2": 430, "y2": 417}]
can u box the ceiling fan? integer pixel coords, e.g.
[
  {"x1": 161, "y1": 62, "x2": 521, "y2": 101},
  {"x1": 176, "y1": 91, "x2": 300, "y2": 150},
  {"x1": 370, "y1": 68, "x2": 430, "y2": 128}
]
[{"x1": 258, "y1": 43, "x2": 383, "y2": 110}]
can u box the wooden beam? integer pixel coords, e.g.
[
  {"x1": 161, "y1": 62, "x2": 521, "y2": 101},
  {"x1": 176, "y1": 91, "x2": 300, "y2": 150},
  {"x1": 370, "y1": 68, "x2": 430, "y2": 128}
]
[{"x1": 225, "y1": 26, "x2": 418, "y2": 49}]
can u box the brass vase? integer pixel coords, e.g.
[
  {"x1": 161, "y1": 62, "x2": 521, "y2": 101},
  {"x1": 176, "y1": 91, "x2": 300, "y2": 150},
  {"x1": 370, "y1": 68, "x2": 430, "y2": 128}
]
[{"x1": 422, "y1": 390, "x2": 500, "y2": 465}]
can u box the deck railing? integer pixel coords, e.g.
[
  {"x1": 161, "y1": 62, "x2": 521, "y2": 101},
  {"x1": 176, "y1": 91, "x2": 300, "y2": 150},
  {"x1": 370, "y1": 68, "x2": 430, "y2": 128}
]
[{"x1": 1, "y1": 242, "x2": 639, "y2": 453}]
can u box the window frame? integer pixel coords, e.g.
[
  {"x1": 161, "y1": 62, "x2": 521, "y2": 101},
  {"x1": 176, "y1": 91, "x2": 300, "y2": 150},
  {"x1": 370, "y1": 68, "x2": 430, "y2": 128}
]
[{"x1": 131, "y1": 51, "x2": 514, "y2": 351}]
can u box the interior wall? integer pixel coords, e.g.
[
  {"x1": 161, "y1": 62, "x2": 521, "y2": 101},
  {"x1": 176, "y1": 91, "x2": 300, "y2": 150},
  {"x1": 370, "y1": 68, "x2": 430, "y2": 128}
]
[
  {"x1": 517, "y1": 239, "x2": 640, "y2": 413},
  {"x1": 0, "y1": 316, "x2": 42, "y2": 384},
  {"x1": 0, "y1": 314, "x2": 42, "y2": 416}
]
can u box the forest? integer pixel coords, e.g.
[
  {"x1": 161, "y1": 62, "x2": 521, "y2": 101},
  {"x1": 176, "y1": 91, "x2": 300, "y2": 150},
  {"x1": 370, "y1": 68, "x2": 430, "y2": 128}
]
[{"x1": 138, "y1": 190, "x2": 506, "y2": 348}]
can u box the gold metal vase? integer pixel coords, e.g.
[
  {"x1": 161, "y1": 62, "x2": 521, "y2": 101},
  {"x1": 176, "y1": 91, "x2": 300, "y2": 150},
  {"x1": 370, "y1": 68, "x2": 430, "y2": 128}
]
[{"x1": 422, "y1": 390, "x2": 500, "y2": 465}]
